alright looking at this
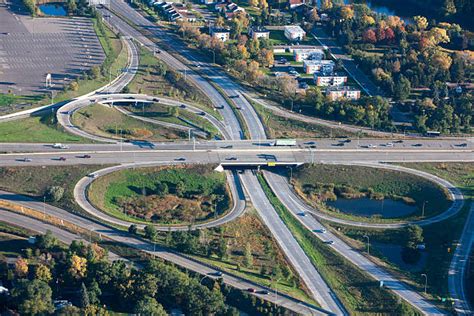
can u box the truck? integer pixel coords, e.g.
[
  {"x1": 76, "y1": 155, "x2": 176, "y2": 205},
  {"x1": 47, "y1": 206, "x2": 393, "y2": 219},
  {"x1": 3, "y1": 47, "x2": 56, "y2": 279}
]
[{"x1": 273, "y1": 139, "x2": 297, "y2": 146}]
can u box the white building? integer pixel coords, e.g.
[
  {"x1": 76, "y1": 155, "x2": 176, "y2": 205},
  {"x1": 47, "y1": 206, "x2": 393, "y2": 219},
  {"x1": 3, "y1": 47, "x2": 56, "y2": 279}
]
[
  {"x1": 326, "y1": 86, "x2": 361, "y2": 101},
  {"x1": 284, "y1": 25, "x2": 306, "y2": 41},
  {"x1": 249, "y1": 26, "x2": 270, "y2": 40},
  {"x1": 211, "y1": 28, "x2": 230, "y2": 42},
  {"x1": 293, "y1": 48, "x2": 324, "y2": 62},
  {"x1": 314, "y1": 72, "x2": 347, "y2": 86},
  {"x1": 303, "y1": 60, "x2": 335, "y2": 74}
]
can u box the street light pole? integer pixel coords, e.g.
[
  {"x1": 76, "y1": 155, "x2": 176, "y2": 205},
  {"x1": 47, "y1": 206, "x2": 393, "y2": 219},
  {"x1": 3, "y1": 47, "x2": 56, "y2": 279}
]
[
  {"x1": 422, "y1": 201, "x2": 428, "y2": 217},
  {"x1": 43, "y1": 196, "x2": 46, "y2": 219},
  {"x1": 363, "y1": 235, "x2": 370, "y2": 255},
  {"x1": 421, "y1": 273, "x2": 427, "y2": 294}
]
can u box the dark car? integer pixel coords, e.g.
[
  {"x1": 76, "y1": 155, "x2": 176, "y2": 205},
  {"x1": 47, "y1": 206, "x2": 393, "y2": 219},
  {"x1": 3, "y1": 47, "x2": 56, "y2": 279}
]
[
  {"x1": 225, "y1": 157, "x2": 237, "y2": 161},
  {"x1": 247, "y1": 288, "x2": 256, "y2": 293},
  {"x1": 259, "y1": 290, "x2": 269, "y2": 295},
  {"x1": 180, "y1": 104, "x2": 186, "y2": 108},
  {"x1": 221, "y1": 145, "x2": 233, "y2": 149},
  {"x1": 82, "y1": 154, "x2": 91, "y2": 159},
  {"x1": 152, "y1": 98, "x2": 160, "y2": 102},
  {"x1": 199, "y1": 111, "x2": 206, "y2": 116},
  {"x1": 174, "y1": 157, "x2": 186, "y2": 161},
  {"x1": 58, "y1": 157, "x2": 66, "y2": 161}
]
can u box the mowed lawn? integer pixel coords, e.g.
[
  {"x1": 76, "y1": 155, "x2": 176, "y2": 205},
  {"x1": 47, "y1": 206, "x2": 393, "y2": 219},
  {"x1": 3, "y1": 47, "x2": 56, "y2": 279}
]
[
  {"x1": 0, "y1": 114, "x2": 89, "y2": 143},
  {"x1": 71, "y1": 103, "x2": 187, "y2": 141}
]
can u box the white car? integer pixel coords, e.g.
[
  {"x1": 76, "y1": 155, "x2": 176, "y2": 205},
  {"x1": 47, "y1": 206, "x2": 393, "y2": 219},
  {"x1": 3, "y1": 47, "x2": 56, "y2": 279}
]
[
  {"x1": 386, "y1": 143, "x2": 394, "y2": 147},
  {"x1": 53, "y1": 143, "x2": 69, "y2": 149},
  {"x1": 367, "y1": 144, "x2": 377, "y2": 148}
]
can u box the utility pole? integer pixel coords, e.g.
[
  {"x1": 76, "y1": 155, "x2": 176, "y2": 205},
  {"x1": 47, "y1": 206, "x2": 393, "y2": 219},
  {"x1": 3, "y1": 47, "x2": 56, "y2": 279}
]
[
  {"x1": 43, "y1": 196, "x2": 46, "y2": 219},
  {"x1": 421, "y1": 273, "x2": 427, "y2": 294},
  {"x1": 363, "y1": 235, "x2": 370, "y2": 255},
  {"x1": 422, "y1": 201, "x2": 428, "y2": 217}
]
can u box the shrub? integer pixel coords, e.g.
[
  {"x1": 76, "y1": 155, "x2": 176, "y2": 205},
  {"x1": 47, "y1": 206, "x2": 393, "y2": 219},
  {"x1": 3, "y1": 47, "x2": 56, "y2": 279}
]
[{"x1": 44, "y1": 186, "x2": 65, "y2": 202}]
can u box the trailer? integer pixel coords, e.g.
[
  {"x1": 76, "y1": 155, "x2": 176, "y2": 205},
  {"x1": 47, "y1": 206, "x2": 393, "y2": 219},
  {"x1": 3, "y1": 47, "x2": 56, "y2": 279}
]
[{"x1": 274, "y1": 139, "x2": 297, "y2": 146}]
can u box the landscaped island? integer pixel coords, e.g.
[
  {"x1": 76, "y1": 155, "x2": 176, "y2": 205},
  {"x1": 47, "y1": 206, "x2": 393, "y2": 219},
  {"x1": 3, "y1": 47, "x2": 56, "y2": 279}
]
[
  {"x1": 88, "y1": 165, "x2": 231, "y2": 225},
  {"x1": 292, "y1": 164, "x2": 452, "y2": 222}
]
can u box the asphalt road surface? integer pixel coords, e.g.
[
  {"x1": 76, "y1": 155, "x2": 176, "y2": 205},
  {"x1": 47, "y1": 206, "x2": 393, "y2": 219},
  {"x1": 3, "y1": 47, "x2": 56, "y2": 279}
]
[
  {"x1": 240, "y1": 170, "x2": 347, "y2": 315},
  {"x1": 262, "y1": 170, "x2": 445, "y2": 315},
  {"x1": 0, "y1": 191, "x2": 330, "y2": 316}
]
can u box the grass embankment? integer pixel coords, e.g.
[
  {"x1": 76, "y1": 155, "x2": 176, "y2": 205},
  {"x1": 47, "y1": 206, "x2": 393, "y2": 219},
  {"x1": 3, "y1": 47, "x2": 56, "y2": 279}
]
[
  {"x1": 124, "y1": 102, "x2": 219, "y2": 138},
  {"x1": 293, "y1": 164, "x2": 452, "y2": 223},
  {"x1": 332, "y1": 163, "x2": 473, "y2": 309},
  {"x1": 126, "y1": 47, "x2": 218, "y2": 116},
  {"x1": 192, "y1": 208, "x2": 317, "y2": 305},
  {"x1": 71, "y1": 103, "x2": 187, "y2": 141},
  {"x1": 88, "y1": 165, "x2": 230, "y2": 225},
  {"x1": 257, "y1": 173, "x2": 419, "y2": 314},
  {"x1": 248, "y1": 97, "x2": 358, "y2": 139},
  {"x1": 0, "y1": 112, "x2": 91, "y2": 143},
  {"x1": 0, "y1": 165, "x2": 108, "y2": 215}
]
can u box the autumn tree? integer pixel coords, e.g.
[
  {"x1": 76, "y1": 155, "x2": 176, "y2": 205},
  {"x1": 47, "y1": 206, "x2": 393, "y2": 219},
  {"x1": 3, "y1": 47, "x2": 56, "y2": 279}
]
[
  {"x1": 15, "y1": 257, "x2": 28, "y2": 277},
  {"x1": 362, "y1": 29, "x2": 377, "y2": 44},
  {"x1": 414, "y1": 15, "x2": 428, "y2": 31},
  {"x1": 69, "y1": 254, "x2": 87, "y2": 279},
  {"x1": 339, "y1": 5, "x2": 354, "y2": 20},
  {"x1": 35, "y1": 264, "x2": 52, "y2": 283}
]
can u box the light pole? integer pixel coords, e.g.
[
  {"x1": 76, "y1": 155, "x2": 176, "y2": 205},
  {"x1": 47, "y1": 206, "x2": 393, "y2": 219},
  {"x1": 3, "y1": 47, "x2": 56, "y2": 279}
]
[
  {"x1": 212, "y1": 50, "x2": 216, "y2": 64},
  {"x1": 363, "y1": 235, "x2": 370, "y2": 255},
  {"x1": 43, "y1": 196, "x2": 46, "y2": 219},
  {"x1": 422, "y1": 201, "x2": 428, "y2": 217},
  {"x1": 421, "y1": 273, "x2": 427, "y2": 294}
]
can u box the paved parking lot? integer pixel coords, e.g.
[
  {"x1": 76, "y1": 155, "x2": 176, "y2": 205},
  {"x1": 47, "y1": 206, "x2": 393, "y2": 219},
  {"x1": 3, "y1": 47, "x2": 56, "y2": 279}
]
[{"x1": 0, "y1": 0, "x2": 105, "y2": 95}]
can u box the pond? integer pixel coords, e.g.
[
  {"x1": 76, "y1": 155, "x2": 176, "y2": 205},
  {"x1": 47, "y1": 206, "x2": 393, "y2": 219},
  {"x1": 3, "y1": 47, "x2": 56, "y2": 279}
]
[
  {"x1": 326, "y1": 197, "x2": 418, "y2": 218},
  {"x1": 372, "y1": 242, "x2": 426, "y2": 272},
  {"x1": 39, "y1": 3, "x2": 67, "y2": 16}
]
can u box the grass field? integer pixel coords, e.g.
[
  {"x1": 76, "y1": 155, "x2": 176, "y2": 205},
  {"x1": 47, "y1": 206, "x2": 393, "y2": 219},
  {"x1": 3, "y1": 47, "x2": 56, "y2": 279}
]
[
  {"x1": 0, "y1": 165, "x2": 108, "y2": 215},
  {"x1": 257, "y1": 173, "x2": 419, "y2": 315},
  {"x1": 88, "y1": 165, "x2": 230, "y2": 225},
  {"x1": 124, "y1": 102, "x2": 219, "y2": 138},
  {"x1": 292, "y1": 164, "x2": 452, "y2": 223},
  {"x1": 127, "y1": 47, "x2": 215, "y2": 112},
  {"x1": 0, "y1": 112, "x2": 91, "y2": 143},
  {"x1": 249, "y1": 97, "x2": 358, "y2": 138},
  {"x1": 0, "y1": 233, "x2": 29, "y2": 259},
  {"x1": 332, "y1": 162, "x2": 473, "y2": 309},
  {"x1": 71, "y1": 103, "x2": 187, "y2": 141}
]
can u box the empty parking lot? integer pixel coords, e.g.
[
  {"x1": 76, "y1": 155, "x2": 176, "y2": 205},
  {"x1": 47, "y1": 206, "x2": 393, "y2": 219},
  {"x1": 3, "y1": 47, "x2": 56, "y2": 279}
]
[{"x1": 0, "y1": 0, "x2": 105, "y2": 96}]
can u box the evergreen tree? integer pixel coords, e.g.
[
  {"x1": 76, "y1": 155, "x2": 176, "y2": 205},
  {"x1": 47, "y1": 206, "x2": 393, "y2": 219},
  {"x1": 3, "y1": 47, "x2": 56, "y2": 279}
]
[{"x1": 79, "y1": 282, "x2": 90, "y2": 308}]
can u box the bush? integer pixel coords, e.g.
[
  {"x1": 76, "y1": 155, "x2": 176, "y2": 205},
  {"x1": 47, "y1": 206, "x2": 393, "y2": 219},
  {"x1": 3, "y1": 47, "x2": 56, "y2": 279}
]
[{"x1": 44, "y1": 186, "x2": 65, "y2": 202}]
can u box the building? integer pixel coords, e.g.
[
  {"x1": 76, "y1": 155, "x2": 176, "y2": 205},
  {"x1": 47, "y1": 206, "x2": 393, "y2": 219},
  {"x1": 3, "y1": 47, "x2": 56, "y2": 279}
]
[
  {"x1": 293, "y1": 48, "x2": 323, "y2": 62},
  {"x1": 314, "y1": 72, "x2": 347, "y2": 86},
  {"x1": 303, "y1": 60, "x2": 334, "y2": 74},
  {"x1": 249, "y1": 26, "x2": 270, "y2": 40},
  {"x1": 211, "y1": 27, "x2": 230, "y2": 42},
  {"x1": 214, "y1": 1, "x2": 245, "y2": 19},
  {"x1": 289, "y1": 0, "x2": 304, "y2": 9},
  {"x1": 326, "y1": 86, "x2": 361, "y2": 101},
  {"x1": 154, "y1": 2, "x2": 198, "y2": 22},
  {"x1": 284, "y1": 25, "x2": 305, "y2": 41}
]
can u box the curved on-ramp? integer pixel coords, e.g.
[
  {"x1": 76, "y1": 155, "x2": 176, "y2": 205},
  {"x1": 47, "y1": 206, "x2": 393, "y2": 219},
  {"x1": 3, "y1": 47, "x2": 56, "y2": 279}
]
[
  {"x1": 265, "y1": 162, "x2": 465, "y2": 229},
  {"x1": 74, "y1": 163, "x2": 246, "y2": 231}
]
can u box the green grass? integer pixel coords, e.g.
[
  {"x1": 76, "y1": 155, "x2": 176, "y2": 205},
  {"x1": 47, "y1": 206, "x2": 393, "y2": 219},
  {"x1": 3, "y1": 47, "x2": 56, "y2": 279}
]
[
  {"x1": 0, "y1": 112, "x2": 92, "y2": 143},
  {"x1": 269, "y1": 30, "x2": 288, "y2": 45},
  {"x1": 292, "y1": 164, "x2": 452, "y2": 223},
  {"x1": 248, "y1": 97, "x2": 358, "y2": 139},
  {"x1": 0, "y1": 234, "x2": 30, "y2": 258},
  {"x1": 88, "y1": 165, "x2": 230, "y2": 225},
  {"x1": 71, "y1": 103, "x2": 187, "y2": 141},
  {"x1": 0, "y1": 165, "x2": 110, "y2": 216},
  {"x1": 333, "y1": 162, "x2": 473, "y2": 310},
  {"x1": 257, "y1": 173, "x2": 421, "y2": 315}
]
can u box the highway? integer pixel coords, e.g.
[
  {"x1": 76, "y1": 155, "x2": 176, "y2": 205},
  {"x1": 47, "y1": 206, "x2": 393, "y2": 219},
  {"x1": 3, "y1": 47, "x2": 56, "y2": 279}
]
[
  {"x1": 264, "y1": 162, "x2": 465, "y2": 229},
  {"x1": 239, "y1": 170, "x2": 347, "y2": 315},
  {"x1": 262, "y1": 169, "x2": 445, "y2": 315},
  {"x1": 74, "y1": 164, "x2": 246, "y2": 231},
  {"x1": 0, "y1": 191, "x2": 330, "y2": 316}
]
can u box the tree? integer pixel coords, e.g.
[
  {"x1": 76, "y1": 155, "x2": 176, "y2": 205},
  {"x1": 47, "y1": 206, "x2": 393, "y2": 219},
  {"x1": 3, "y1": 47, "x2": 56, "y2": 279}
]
[
  {"x1": 175, "y1": 181, "x2": 186, "y2": 198},
  {"x1": 144, "y1": 225, "x2": 157, "y2": 241},
  {"x1": 362, "y1": 29, "x2": 377, "y2": 44},
  {"x1": 394, "y1": 75, "x2": 411, "y2": 101},
  {"x1": 442, "y1": 0, "x2": 456, "y2": 16},
  {"x1": 431, "y1": 50, "x2": 452, "y2": 71},
  {"x1": 87, "y1": 281, "x2": 102, "y2": 305},
  {"x1": 248, "y1": 0, "x2": 258, "y2": 7},
  {"x1": 45, "y1": 185, "x2": 65, "y2": 202},
  {"x1": 406, "y1": 225, "x2": 424, "y2": 249},
  {"x1": 320, "y1": 0, "x2": 332, "y2": 10},
  {"x1": 450, "y1": 54, "x2": 465, "y2": 82},
  {"x1": 128, "y1": 224, "x2": 138, "y2": 235},
  {"x1": 35, "y1": 264, "x2": 52, "y2": 283},
  {"x1": 67, "y1": 0, "x2": 77, "y2": 14},
  {"x1": 134, "y1": 296, "x2": 167, "y2": 315},
  {"x1": 90, "y1": 66, "x2": 101, "y2": 79},
  {"x1": 36, "y1": 230, "x2": 57, "y2": 250},
  {"x1": 15, "y1": 257, "x2": 28, "y2": 277},
  {"x1": 339, "y1": 5, "x2": 354, "y2": 20},
  {"x1": 168, "y1": 106, "x2": 179, "y2": 117},
  {"x1": 69, "y1": 254, "x2": 87, "y2": 279},
  {"x1": 308, "y1": 8, "x2": 319, "y2": 23},
  {"x1": 385, "y1": 27, "x2": 395, "y2": 44},
  {"x1": 79, "y1": 282, "x2": 90, "y2": 308},
  {"x1": 244, "y1": 243, "x2": 253, "y2": 267},
  {"x1": 11, "y1": 280, "x2": 54, "y2": 315},
  {"x1": 414, "y1": 16, "x2": 428, "y2": 31},
  {"x1": 216, "y1": 236, "x2": 227, "y2": 259}
]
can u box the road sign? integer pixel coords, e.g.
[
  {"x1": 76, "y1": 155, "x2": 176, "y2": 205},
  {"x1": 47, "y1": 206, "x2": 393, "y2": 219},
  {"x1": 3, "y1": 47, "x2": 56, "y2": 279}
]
[{"x1": 267, "y1": 162, "x2": 276, "y2": 167}]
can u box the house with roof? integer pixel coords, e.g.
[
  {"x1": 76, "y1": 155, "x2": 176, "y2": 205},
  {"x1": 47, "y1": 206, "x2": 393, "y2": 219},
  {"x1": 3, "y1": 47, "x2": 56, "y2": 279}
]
[
  {"x1": 326, "y1": 86, "x2": 361, "y2": 101},
  {"x1": 211, "y1": 27, "x2": 231, "y2": 42},
  {"x1": 303, "y1": 59, "x2": 334, "y2": 74},
  {"x1": 214, "y1": 1, "x2": 245, "y2": 19},
  {"x1": 314, "y1": 72, "x2": 347, "y2": 86},
  {"x1": 293, "y1": 48, "x2": 323, "y2": 62},
  {"x1": 249, "y1": 26, "x2": 270, "y2": 40},
  {"x1": 284, "y1": 25, "x2": 305, "y2": 41}
]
